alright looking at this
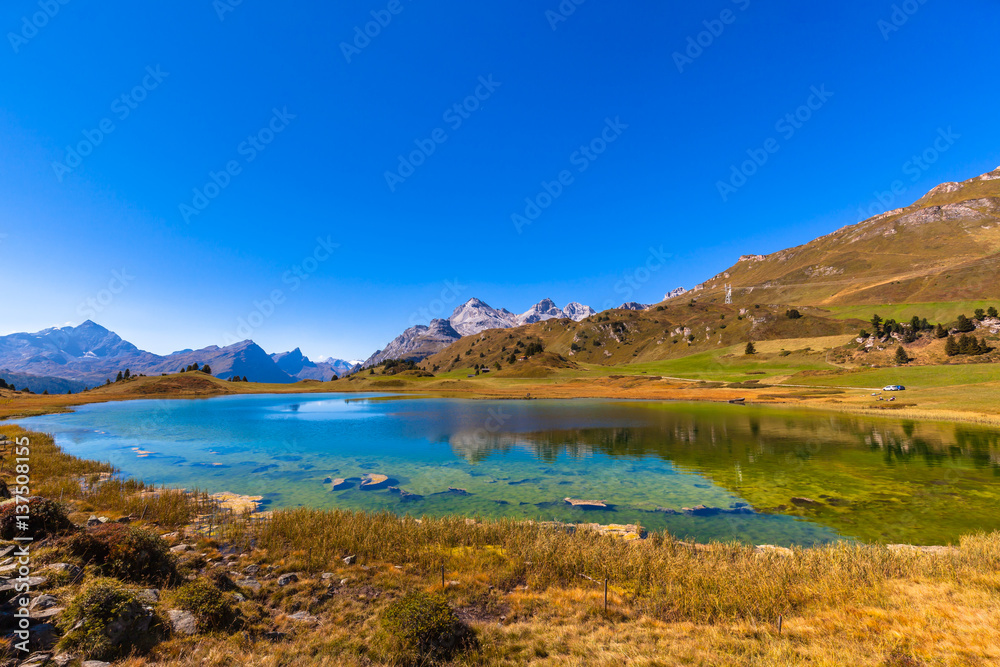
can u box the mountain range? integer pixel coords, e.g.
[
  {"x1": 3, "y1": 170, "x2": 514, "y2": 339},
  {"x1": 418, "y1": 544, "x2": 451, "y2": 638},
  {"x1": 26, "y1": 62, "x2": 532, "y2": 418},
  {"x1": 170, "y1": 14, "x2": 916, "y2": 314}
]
[
  {"x1": 362, "y1": 298, "x2": 596, "y2": 367},
  {"x1": 4, "y1": 165, "x2": 998, "y2": 392},
  {"x1": 0, "y1": 321, "x2": 356, "y2": 390}
]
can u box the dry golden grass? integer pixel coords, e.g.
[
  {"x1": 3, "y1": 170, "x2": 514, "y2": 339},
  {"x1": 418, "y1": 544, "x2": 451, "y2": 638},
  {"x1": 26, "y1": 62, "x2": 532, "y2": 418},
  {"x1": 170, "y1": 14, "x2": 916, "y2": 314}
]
[{"x1": 107, "y1": 527, "x2": 1000, "y2": 666}]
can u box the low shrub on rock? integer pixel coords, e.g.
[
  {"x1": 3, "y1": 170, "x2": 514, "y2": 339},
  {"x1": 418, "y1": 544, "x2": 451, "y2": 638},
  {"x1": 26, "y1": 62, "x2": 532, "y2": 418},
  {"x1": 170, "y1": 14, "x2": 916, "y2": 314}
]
[
  {"x1": 380, "y1": 591, "x2": 474, "y2": 663},
  {"x1": 59, "y1": 578, "x2": 165, "y2": 660},
  {"x1": 65, "y1": 523, "x2": 176, "y2": 585},
  {"x1": 173, "y1": 579, "x2": 240, "y2": 630},
  {"x1": 0, "y1": 496, "x2": 73, "y2": 540}
]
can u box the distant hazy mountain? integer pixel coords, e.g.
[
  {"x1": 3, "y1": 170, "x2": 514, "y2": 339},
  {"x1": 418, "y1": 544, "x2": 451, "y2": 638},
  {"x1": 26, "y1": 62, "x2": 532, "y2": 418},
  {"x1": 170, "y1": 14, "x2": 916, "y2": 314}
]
[
  {"x1": 362, "y1": 297, "x2": 596, "y2": 368},
  {"x1": 0, "y1": 321, "x2": 302, "y2": 386},
  {"x1": 0, "y1": 369, "x2": 89, "y2": 394},
  {"x1": 271, "y1": 348, "x2": 357, "y2": 381}
]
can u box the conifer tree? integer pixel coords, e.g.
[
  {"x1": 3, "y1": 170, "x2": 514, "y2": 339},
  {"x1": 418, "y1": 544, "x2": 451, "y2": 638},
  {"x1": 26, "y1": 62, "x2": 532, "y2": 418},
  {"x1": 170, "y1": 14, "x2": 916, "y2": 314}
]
[
  {"x1": 945, "y1": 336, "x2": 959, "y2": 356},
  {"x1": 894, "y1": 346, "x2": 909, "y2": 365},
  {"x1": 745, "y1": 341, "x2": 756, "y2": 355}
]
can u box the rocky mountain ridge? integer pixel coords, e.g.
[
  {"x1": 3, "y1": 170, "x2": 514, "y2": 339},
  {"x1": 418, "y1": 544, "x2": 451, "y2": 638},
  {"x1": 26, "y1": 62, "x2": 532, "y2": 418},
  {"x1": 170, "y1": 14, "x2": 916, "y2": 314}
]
[{"x1": 361, "y1": 298, "x2": 597, "y2": 368}]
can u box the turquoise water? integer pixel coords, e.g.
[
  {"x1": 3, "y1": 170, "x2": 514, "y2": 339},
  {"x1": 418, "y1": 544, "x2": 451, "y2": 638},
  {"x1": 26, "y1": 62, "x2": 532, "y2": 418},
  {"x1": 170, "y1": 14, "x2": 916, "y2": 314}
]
[{"x1": 14, "y1": 394, "x2": 1000, "y2": 545}]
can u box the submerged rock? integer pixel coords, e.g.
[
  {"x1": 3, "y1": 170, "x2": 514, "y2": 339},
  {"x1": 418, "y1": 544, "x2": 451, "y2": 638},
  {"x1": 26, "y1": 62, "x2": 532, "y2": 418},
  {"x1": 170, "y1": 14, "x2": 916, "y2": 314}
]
[
  {"x1": 328, "y1": 478, "x2": 351, "y2": 491},
  {"x1": 360, "y1": 473, "x2": 390, "y2": 490},
  {"x1": 388, "y1": 486, "x2": 423, "y2": 502},
  {"x1": 564, "y1": 498, "x2": 609, "y2": 510}
]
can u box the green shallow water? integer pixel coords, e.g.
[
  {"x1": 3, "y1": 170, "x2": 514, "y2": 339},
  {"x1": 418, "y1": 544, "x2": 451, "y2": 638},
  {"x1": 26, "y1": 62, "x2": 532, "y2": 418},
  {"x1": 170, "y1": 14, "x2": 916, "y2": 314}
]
[{"x1": 13, "y1": 394, "x2": 1000, "y2": 545}]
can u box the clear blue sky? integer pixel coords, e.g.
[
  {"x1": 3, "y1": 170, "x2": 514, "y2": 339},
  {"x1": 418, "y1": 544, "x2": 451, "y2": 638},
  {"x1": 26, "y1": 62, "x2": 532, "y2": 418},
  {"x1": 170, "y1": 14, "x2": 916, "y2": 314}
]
[{"x1": 1, "y1": 0, "x2": 998, "y2": 361}]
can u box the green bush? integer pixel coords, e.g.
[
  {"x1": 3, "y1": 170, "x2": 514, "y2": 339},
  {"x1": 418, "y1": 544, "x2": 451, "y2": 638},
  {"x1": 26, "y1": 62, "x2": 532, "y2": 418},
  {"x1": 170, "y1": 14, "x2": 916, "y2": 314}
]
[
  {"x1": 174, "y1": 579, "x2": 240, "y2": 630},
  {"x1": 65, "y1": 523, "x2": 176, "y2": 584},
  {"x1": 59, "y1": 578, "x2": 165, "y2": 660},
  {"x1": 381, "y1": 591, "x2": 473, "y2": 661},
  {"x1": 0, "y1": 496, "x2": 74, "y2": 540}
]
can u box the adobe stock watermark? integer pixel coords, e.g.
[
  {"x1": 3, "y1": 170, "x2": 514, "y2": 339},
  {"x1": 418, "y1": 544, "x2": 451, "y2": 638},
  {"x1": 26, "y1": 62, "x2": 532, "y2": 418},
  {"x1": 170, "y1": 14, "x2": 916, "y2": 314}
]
[
  {"x1": 7, "y1": 0, "x2": 71, "y2": 54},
  {"x1": 51, "y1": 66, "x2": 169, "y2": 183},
  {"x1": 407, "y1": 279, "x2": 467, "y2": 326},
  {"x1": 340, "y1": 0, "x2": 413, "y2": 63},
  {"x1": 180, "y1": 107, "x2": 296, "y2": 223},
  {"x1": 604, "y1": 246, "x2": 673, "y2": 309},
  {"x1": 213, "y1": 0, "x2": 244, "y2": 21},
  {"x1": 672, "y1": 0, "x2": 751, "y2": 73},
  {"x1": 878, "y1": 0, "x2": 929, "y2": 41},
  {"x1": 716, "y1": 84, "x2": 833, "y2": 202},
  {"x1": 223, "y1": 236, "x2": 339, "y2": 344},
  {"x1": 855, "y1": 127, "x2": 959, "y2": 221},
  {"x1": 545, "y1": 0, "x2": 587, "y2": 31},
  {"x1": 511, "y1": 116, "x2": 628, "y2": 233},
  {"x1": 76, "y1": 268, "x2": 135, "y2": 320},
  {"x1": 384, "y1": 75, "x2": 501, "y2": 192}
]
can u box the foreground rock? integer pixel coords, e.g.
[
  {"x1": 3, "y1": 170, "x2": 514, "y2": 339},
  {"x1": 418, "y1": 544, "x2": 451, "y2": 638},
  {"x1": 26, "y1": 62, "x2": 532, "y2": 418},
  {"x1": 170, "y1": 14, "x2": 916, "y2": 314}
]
[{"x1": 167, "y1": 609, "x2": 198, "y2": 636}]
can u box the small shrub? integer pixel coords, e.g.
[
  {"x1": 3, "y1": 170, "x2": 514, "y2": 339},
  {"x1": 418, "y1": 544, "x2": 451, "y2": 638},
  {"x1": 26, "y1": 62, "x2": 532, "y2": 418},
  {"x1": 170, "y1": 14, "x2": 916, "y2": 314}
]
[
  {"x1": 0, "y1": 497, "x2": 73, "y2": 540},
  {"x1": 59, "y1": 578, "x2": 165, "y2": 660},
  {"x1": 381, "y1": 591, "x2": 473, "y2": 661},
  {"x1": 174, "y1": 579, "x2": 239, "y2": 630},
  {"x1": 65, "y1": 523, "x2": 176, "y2": 584}
]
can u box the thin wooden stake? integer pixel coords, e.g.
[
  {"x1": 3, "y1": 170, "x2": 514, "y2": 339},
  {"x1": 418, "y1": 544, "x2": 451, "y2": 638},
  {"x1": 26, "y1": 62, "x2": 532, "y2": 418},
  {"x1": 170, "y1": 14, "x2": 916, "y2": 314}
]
[
  {"x1": 441, "y1": 564, "x2": 445, "y2": 589},
  {"x1": 778, "y1": 615, "x2": 783, "y2": 634},
  {"x1": 604, "y1": 579, "x2": 608, "y2": 612},
  {"x1": 308, "y1": 548, "x2": 312, "y2": 574}
]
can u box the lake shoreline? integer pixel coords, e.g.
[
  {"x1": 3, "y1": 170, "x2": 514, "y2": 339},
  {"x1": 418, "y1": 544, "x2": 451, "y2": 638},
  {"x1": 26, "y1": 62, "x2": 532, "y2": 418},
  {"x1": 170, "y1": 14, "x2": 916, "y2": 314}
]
[{"x1": 4, "y1": 366, "x2": 1000, "y2": 429}]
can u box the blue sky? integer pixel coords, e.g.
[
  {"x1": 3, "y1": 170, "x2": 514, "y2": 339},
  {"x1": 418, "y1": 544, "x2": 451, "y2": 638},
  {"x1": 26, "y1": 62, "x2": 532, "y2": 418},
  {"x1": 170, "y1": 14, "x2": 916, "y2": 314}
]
[{"x1": 1, "y1": 0, "x2": 998, "y2": 361}]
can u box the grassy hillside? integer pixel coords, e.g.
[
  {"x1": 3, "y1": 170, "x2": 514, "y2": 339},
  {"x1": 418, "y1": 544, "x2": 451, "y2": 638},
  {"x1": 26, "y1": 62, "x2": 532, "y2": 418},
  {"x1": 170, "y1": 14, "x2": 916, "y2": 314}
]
[
  {"x1": 682, "y1": 168, "x2": 1000, "y2": 307},
  {"x1": 419, "y1": 302, "x2": 862, "y2": 379}
]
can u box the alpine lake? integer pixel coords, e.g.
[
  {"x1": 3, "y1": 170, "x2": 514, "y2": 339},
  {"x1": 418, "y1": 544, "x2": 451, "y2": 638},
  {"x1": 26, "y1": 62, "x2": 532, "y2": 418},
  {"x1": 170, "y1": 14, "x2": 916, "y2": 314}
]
[{"x1": 14, "y1": 393, "x2": 1000, "y2": 546}]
